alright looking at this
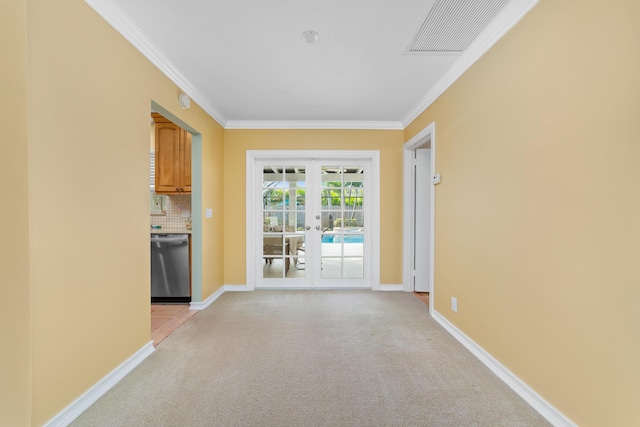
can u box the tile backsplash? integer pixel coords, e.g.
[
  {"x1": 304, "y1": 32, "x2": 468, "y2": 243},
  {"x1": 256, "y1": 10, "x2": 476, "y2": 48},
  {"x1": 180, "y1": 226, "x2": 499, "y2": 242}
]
[{"x1": 150, "y1": 193, "x2": 191, "y2": 230}]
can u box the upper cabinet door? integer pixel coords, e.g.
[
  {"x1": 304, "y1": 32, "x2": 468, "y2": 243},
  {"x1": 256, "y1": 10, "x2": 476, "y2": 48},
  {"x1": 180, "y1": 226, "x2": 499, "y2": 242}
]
[
  {"x1": 152, "y1": 113, "x2": 191, "y2": 194},
  {"x1": 180, "y1": 130, "x2": 192, "y2": 193}
]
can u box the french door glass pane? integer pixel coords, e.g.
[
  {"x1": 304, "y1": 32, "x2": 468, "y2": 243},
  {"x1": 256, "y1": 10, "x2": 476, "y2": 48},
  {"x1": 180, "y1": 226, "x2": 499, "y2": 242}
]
[
  {"x1": 262, "y1": 165, "x2": 306, "y2": 279},
  {"x1": 319, "y1": 165, "x2": 364, "y2": 279},
  {"x1": 343, "y1": 258, "x2": 364, "y2": 279}
]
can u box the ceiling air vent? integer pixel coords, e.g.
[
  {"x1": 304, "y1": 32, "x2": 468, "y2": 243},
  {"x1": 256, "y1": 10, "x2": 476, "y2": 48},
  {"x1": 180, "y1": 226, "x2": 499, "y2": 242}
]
[{"x1": 406, "y1": 0, "x2": 512, "y2": 53}]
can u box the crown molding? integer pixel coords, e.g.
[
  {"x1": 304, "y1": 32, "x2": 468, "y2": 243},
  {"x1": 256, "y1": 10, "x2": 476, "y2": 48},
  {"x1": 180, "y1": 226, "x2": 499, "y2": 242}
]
[
  {"x1": 85, "y1": 0, "x2": 228, "y2": 127},
  {"x1": 401, "y1": 0, "x2": 538, "y2": 128},
  {"x1": 87, "y1": 0, "x2": 536, "y2": 131},
  {"x1": 225, "y1": 120, "x2": 404, "y2": 130}
]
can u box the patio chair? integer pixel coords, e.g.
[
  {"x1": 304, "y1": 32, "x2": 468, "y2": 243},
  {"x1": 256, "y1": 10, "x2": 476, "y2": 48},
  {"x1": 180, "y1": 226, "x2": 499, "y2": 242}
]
[{"x1": 263, "y1": 237, "x2": 290, "y2": 276}]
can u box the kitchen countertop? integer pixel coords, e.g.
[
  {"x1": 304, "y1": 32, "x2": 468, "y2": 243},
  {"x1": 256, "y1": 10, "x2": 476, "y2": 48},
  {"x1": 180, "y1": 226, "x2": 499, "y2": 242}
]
[{"x1": 150, "y1": 229, "x2": 192, "y2": 234}]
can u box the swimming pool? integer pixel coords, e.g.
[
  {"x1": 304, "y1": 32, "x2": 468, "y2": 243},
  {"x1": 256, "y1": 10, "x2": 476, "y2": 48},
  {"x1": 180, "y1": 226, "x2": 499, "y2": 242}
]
[{"x1": 321, "y1": 234, "x2": 364, "y2": 243}]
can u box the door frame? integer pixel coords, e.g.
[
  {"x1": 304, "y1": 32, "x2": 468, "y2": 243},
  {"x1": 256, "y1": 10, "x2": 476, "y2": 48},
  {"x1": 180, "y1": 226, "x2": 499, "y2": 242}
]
[
  {"x1": 402, "y1": 123, "x2": 436, "y2": 314},
  {"x1": 246, "y1": 150, "x2": 380, "y2": 291}
]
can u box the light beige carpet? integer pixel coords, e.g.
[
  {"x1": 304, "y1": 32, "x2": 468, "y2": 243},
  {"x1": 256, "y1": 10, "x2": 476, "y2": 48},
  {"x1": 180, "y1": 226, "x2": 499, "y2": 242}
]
[{"x1": 72, "y1": 291, "x2": 550, "y2": 426}]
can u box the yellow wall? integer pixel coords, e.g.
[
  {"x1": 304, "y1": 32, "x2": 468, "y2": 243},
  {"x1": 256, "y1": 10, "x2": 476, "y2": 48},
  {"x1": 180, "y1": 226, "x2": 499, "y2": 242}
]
[
  {"x1": 406, "y1": 0, "x2": 640, "y2": 425},
  {"x1": 12, "y1": 0, "x2": 225, "y2": 424},
  {"x1": 223, "y1": 129, "x2": 404, "y2": 285},
  {"x1": 0, "y1": 0, "x2": 32, "y2": 424},
  {"x1": 198, "y1": 121, "x2": 225, "y2": 299}
]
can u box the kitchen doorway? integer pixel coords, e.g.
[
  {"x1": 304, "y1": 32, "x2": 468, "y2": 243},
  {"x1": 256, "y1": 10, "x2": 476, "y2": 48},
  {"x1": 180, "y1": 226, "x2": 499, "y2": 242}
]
[
  {"x1": 150, "y1": 101, "x2": 203, "y2": 304},
  {"x1": 148, "y1": 102, "x2": 203, "y2": 347}
]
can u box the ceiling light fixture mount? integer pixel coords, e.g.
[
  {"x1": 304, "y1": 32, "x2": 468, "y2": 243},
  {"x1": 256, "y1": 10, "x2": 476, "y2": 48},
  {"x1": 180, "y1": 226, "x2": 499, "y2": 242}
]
[{"x1": 301, "y1": 30, "x2": 319, "y2": 44}]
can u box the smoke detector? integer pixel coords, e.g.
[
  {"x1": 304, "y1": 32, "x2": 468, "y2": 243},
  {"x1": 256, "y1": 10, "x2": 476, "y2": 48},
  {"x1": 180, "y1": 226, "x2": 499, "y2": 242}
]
[{"x1": 301, "y1": 30, "x2": 319, "y2": 44}]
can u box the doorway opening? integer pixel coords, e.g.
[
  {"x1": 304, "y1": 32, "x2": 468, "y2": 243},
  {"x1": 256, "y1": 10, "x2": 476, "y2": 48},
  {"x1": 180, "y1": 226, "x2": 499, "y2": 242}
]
[
  {"x1": 246, "y1": 151, "x2": 380, "y2": 290},
  {"x1": 403, "y1": 123, "x2": 436, "y2": 314},
  {"x1": 149, "y1": 101, "x2": 202, "y2": 344}
]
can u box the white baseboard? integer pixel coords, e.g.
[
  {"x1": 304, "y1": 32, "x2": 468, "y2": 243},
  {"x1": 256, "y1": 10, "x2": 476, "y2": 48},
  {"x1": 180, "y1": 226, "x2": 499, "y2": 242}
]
[
  {"x1": 43, "y1": 341, "x2": 155, "y2": 427},
  {"x1": 377, "y1": 284, "x2": 404, "y2": 291},
  {"x1": 190, "y1": 286, "x2": 225, "y2": 310},
  {"x1": 431, "y1": 310, "x2": 577, "y2": 427},
  {"x1": 224, "y1": 284, "x2": 251, "y2": 292},
  {"x1": 190, "y1": 284, "x2": 250, "y2": 310}
]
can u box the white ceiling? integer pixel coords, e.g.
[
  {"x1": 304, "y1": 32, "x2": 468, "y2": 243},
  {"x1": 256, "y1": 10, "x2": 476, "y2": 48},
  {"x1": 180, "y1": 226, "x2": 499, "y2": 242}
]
[{"x1": 89, "y1": 0, "x2": 537, "y2": 128}]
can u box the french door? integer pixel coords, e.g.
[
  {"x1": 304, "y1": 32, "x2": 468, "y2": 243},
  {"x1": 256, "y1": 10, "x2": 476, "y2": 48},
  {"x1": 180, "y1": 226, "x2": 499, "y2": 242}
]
[{"x1": 248, "y1": 152, "x2": 379, "y2": 289}]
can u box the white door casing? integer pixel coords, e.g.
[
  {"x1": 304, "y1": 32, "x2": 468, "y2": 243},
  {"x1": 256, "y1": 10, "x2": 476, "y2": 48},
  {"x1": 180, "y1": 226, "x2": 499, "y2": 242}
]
[{"x1": 403, "y1": 123, "x2": 436, "y2": 313}]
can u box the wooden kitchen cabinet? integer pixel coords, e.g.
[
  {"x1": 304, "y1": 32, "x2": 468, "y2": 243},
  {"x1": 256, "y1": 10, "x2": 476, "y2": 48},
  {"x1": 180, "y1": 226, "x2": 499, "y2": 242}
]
[{"x1": 152, "y1": 113, "x2": 191, "y2": 194}]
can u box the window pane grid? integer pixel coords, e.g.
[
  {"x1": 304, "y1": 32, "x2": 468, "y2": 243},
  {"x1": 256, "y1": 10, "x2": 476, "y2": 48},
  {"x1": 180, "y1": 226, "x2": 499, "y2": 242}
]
[
  {"x1": 319, "y1": 164, "x2": 365, "y2": 280},
  {"x1": 262, "y1": 165, "x2": 306, "y2": 280}
]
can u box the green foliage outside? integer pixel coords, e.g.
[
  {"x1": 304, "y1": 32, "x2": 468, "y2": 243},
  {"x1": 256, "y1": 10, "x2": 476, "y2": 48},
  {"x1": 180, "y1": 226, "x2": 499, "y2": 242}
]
[{"x1": 333, "y1": 217, "x2": 359, "y2": 227}]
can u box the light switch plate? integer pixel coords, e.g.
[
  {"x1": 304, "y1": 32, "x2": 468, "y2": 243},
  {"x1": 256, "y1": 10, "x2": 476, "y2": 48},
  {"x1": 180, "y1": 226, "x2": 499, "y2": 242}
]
[{"x1": 205, "y1": 208, "x2": 213, "y2": 218}]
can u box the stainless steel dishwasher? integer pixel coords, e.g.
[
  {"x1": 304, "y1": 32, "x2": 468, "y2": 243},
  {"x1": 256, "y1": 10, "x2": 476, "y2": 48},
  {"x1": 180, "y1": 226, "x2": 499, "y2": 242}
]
[{"x1": 151, "y1": 233, "x2": 190, "y2": 303}]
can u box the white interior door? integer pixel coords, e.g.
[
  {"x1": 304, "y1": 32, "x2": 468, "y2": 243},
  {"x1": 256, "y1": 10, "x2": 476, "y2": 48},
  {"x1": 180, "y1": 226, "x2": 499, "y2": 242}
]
[
  {"x1": 251, "y1": 153, "x2": 377, "y2": 289},
  {"x1": 414, "y1": 149, "x2": 431, "y2": 292}
]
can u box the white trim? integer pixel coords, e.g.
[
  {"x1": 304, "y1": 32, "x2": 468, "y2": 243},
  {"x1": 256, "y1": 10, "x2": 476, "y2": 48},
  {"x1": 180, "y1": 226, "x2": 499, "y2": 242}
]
[
  {"x1": 223, "y1": 284, "x2": 252, "y2": 292},
  {"x1": 225, "y1": 120, "x2": 403, "y2": 130},
  {"x1": 431, "y1": 310, "x2": 578, "y2": 427},
  {"x1": 428, "y1": 127, "x2": 436, "y2": 313},
  {"x1": 402, "y1": 123, "x2": 436, "y2": 314},
  {"x1": 84, "y1": 0, "x2": 227, "y2": 127},
  {"x1": 43, "y1": 341, "x2": 155, "y2": 427},
  {"x1": 401, "y1": 0, "x2": 538, "y2": 127},
  {"x1": 377, "y1": 284, "x2": 404, "y2": 291},
  {"x1": 190, "y1": 285, "x2": 251, "y2": 310},
  {"x1": 190, "y1": 286, "x2": 225, "y2": 310}
]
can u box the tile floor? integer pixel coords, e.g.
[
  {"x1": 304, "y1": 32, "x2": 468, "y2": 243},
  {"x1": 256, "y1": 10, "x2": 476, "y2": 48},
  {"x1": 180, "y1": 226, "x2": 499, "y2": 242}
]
[{"x1": 151, "y1": 304, "x2": 198, "y2": 346}]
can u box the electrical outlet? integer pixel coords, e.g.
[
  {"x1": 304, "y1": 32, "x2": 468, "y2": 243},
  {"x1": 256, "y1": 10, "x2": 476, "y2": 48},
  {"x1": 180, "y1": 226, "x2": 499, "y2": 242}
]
[{"x1": 451, "y1": 297, "x2": 458, "y2": 313}]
